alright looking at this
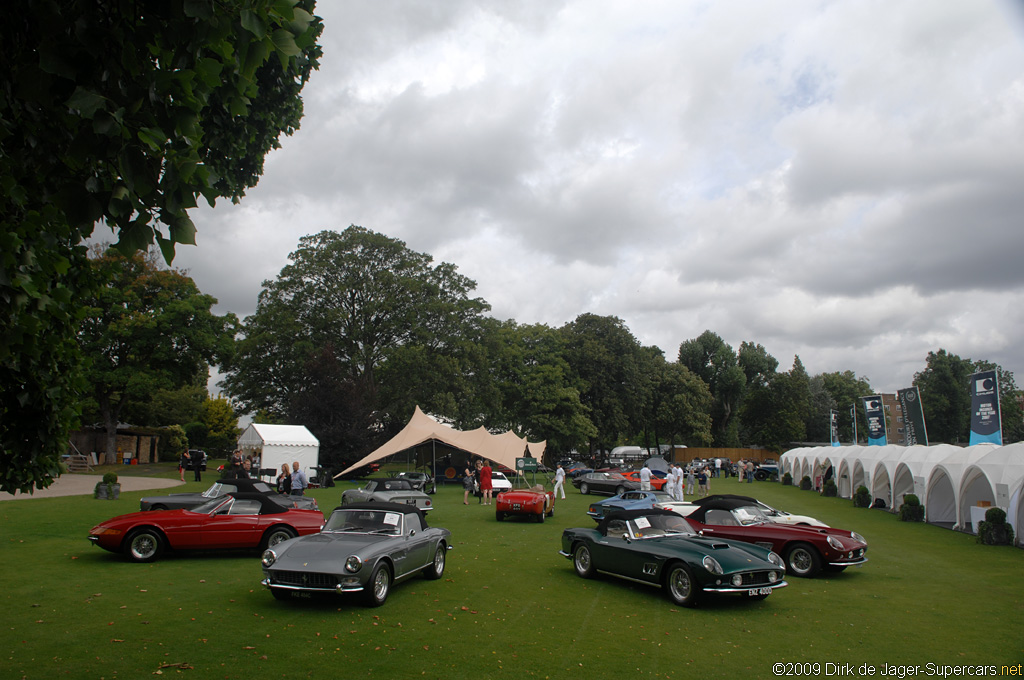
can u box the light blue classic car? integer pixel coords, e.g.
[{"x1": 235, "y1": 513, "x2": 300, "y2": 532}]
[{"x1": 586, "y1": 490, "x2": 675, "y2": 521}]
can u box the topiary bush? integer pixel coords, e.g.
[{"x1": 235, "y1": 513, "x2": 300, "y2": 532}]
[
  {"x1": 799, "y1": 475, "x2": 812, "y2": 490},
  {"x1": 977, "y1": 507, "x2": 1014, "y2": 546},
  {"x1": 782, "y1": 472, "x2": 793, "y2": 486},
  {"x1": 822, "y1": 479, "x2": 838, "y2": 497},
  {"x1": 899, "y1": 493, "x2": 924, "y2": 522},
  {"x1": 853, "y1": 485, "x2": 871, "y2": 508}
]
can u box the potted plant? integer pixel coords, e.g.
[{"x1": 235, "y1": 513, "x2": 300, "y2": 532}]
[
  {"x1": 899, "y1": 493, "x2": 924, "y2": 522},
  {"x1": 94, "y1": 472, "x2": 120, "y2": 500},
  {"x1": 976, "y1": 507, "x2": 1014, "y2": 546},
  {"x1": 853, "y1": 485, "x2": 871, "y2": 508},
  {"x1": 799, "y1": 475, "x2": 812, "y2": 491},
  {"x1": 782, "y1": 472, "x2": 793, "y2": 486},
  {"x1": 821, "y1": 479, "x2": 838, "y2": 497}
]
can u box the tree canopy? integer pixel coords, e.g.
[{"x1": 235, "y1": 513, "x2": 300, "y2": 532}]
[
  {"x1": 78, "y1": 248, "x2": 236, "y2": 463},
  {"x1": 1, "y1": 0, "x2": 322, "y2": 492}
]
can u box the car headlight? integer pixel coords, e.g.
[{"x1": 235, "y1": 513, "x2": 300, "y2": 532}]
[
  {"x1": 345, "y1": 555, "x2": 363, "y2": 573},
  {"x1": 731, "y1": 574, "x2": 743, "y2": 587},
  {"x1": 827, "y1": 535, "x2": 844, "y2": 550},
  {"x1": 261, "y1": 549, "x2": 276, "y2": 567},
  {"x1": 767, "y1": 551, "x2": 784, "y2": 568},
  {"x1": 768, "y1": 571, "x2": 779, "y2": 583},
  {"x1": 702, "y1": 555, "x2": 723, "y2": 575},
  {"x1": 851, "y1": 532, "x2": 865, "y2": 543}
]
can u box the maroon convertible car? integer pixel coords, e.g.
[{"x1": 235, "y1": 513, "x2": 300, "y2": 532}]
[{"x1": 681, "y1": 496, "x2": 867, "y2": 578}]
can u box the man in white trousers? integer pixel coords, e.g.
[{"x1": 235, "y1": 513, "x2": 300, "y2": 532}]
[
  {"x1": 553, "y1": 463, "x2": 566, "y2": 499},
  {"x1": 639, "y1": 463, "x2": 652, "y2": 491},
  {"x1": 673, "y1": 463, "x2": 685, "y2": 501}
]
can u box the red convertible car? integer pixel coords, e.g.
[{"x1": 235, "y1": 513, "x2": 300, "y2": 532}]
[
  {"x1": 88, "y1": 493, "x2": 324, "y2": 562},
  {"x1": 495, "y1": 486, "x2": 555, "y2": 522},
  {"x1": 682, "y1": 496, "x2": 867, "y2": 578}
]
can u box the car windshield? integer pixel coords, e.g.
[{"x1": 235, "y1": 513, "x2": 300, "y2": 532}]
[
  {"x1": 201, "y1": 482, "x2": 234, "y2": 498},
  {"x1": 626, "y1": 514, "x2": 695, "y2": 538},
  {"x1": 324, "y1": 509, "x2": 403, "y2": 535},
  {"x1": 192, "y1": 496, "x2": 231, "y2": 514},
  {"x1": 734, "y1": 505, "x2": 771, "y2": 525}
]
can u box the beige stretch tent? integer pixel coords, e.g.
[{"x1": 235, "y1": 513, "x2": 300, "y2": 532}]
[{"x1": 335, "y1": 406, "x2": 546, "y2": 478}]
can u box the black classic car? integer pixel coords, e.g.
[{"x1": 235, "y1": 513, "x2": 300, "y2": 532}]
[
  {"x1": 139, "y1": 478, "x2": 319, "y2": 512},
  {"x1": 261, "y1": 501, "x2": 451, "y2": 606},
  {"x1": 571, "y1": 471, "x2": 641, "y2": 496}
]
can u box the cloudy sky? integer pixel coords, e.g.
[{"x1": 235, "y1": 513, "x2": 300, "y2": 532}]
[{"x1": 173, "y1": 0, "x2": 1024, "y2": 394}]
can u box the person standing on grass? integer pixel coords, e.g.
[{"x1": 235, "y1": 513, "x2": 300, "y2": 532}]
[
  {"x1": 480, "y1": 460, "x2": 493, "y2": 505},
  {"x1": 276, "y1": 463, "x2": 292, "y2": 495},
  {"x1": 290, "y1": 461, "x2": 307, "y2": 496},
  {"x1": 639, "y1": 463, "x2": 652, "y2": 492},
  {"x1": 553, "y1": 463, "x2": 566, "y2": 500},
  {"x1": 179, "y1": 449, "x2": 189, "y2": 482},
  {"x1": 685, "y1": 467, "x2": 696, "y2": 496},
  {"x1": 463, "y1": 462, "x2": 475, "y2": 505}
]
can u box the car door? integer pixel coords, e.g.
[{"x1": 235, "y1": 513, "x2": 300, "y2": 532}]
[
  {"x1": 200, "y1": 498, "x2": 263, "y2": 548},
  {"x1": 397, "y1": 513, "x2": 433, "y2": 576}
]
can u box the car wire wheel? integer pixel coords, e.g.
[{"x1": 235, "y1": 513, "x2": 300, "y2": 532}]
[
  {"x1": 784, "y1": 543, "x2": 822, "y2": 578},
  {"x1": 126, "y1": 528, "x2": 163, "y2": 563},
  {"x1": 573, "y1": 543, "x2": 595, "y2": 578},
  {"x1": 665, "y1": 563, "x2": 699, "y2": 607},
  {"x1": 580, "y1": 483, "x2": 589, "y2": 494}
]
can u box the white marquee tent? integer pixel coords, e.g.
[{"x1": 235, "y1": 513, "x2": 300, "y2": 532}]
[
  {"x1": 781, "y1": 443, "x2": 1024, "y2": 544},
  {"x1": 237, "y1": 424, "x2": 320, "y2": 482}
]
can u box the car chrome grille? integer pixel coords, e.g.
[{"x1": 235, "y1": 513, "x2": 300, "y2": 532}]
[
  {"x1": 737, "y1": 571, "x2": 773, "y2": 586},
  {"x1": 271, "y1": 570, "x2": 337, "y2": 588}
]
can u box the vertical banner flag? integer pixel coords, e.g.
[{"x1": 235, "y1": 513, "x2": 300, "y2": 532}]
[
  {"x1": 829, "y1": 410, "x2": 840, "y2": 447},
  {"x1": 969, "y1": 370, "x2": 1002, "y2": 445},
  {"x1": 897, "y1": 386, "x2": 928, "y2": 446},
  {"x1": 862, "y1": 395, "x2": 887, "y2": 446}
]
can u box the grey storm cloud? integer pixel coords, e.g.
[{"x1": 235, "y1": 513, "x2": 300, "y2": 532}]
[{"x1": 169, "y1": 0, "x2": 1024, "y2": 393}]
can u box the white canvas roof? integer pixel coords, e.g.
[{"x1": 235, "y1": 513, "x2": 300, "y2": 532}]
[
  {"x1": 336, "y1": 406, "x2": 546, "y2": 477},
  {"x1": 237, "y1": 424, "x2": 320, "y2": 480}
]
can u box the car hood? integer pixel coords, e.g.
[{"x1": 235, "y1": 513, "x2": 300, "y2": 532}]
[{"x1": 275, "y1": 532, "x2": 393, "y2": 561}]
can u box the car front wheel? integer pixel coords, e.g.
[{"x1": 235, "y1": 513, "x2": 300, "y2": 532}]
[
  {"x1": 665, "y1": 563, "x2": 699, "y2": 607},
  {"x1": 784, "y1": 543, "x2": 822, "y2": 578},
  {"x1": 126, "y1": 528, "x2": 163, "y2": 563},
  {"x1": 573, "y1": 543, "x2": 595, "y2": 578},
  {"x1": 364, "y1": 563, "x2": 391, "y2": 607},
  {"x1": 580, "y1": 483, "x2": 589, "y2": 494},
  {"x1": 425, "y1": 544, "x2": 446, "y2": 580}
]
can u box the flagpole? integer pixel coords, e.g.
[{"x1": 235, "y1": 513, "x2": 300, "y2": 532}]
[{"x1": 851, "y1": 404, "x2": 858, "y2": 444}]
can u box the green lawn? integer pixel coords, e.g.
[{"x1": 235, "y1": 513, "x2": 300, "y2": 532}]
[{"x1": 1, "y1": 473, "x2": 1021, "y2": 679}]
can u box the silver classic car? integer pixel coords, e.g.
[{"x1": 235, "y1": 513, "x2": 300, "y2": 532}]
[
  {"x1": 340, "y1": 478, "x2": 433, "y2": 512},
  {"x1": 261, "y1": 502, "x2": 451, "y2": 606}
]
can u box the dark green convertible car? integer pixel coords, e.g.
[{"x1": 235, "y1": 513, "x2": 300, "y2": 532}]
[{"x1": 560, "y1": 508, "x2": 788, "y2": 607}]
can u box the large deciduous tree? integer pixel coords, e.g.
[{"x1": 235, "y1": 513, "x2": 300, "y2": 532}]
[
  {"x1": 224, "y1": 226, "x2": 490, "y2": 468},
  {"x1": 560, "y1": 314, "x2": 648, "y2": 457},
  {"x1": 79, "y1": 248, "x2": 236, "y2": 463},
  {"x1": 819, "y1": 370, "x2": 873, "y2": 443},
  {"x1": 1, "y1": 1, "x2": 322, "y2": 492},
  {"x1": 678, "y1": 331, "x2": 746, "y2": 446},
  {"x1": 914, "y1": 349, "x2": 974, "y2": 444}
]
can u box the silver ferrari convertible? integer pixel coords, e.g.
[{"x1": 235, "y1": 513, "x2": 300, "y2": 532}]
[{"x1": 260, "y1": 501, "x2": 451, "y2": 606}]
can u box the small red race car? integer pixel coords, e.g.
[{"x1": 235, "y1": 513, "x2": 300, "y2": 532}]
[
  {"x1": 495, "y1": 486, "x2": 555, "y2": 522},
  {"x1": 88, "y1": 492, "x2": 324, "y2": 562}
]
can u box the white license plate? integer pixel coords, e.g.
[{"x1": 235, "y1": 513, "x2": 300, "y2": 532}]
[
  {"x1": 747, "y1": 587, "x2": 772, "y2": 596},
  {"x1": 512, "y1": 504, "x2": 522, "y2": 510}
]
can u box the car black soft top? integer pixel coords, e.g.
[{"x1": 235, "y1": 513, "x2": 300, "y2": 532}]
[
  {"x1": 329, "y1": 501, "x2": 430, "y2": 527},
  {"x1": 202, "y1": 492, "x2": 294, "y2": 515}
]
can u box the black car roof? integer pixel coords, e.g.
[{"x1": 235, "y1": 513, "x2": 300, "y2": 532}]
[
  {"x1": 685, "y1": 496, "x2": 764, "y2": 521},
  {"x1": 690, "y1": 494, "x2": 758, "y2": 506},
  {"x1": 203, "y1": 492, "x2": 292, "y2": 515},
  {"x1": 330, "y1": 501, "x2": 429, "y2": 527}
]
